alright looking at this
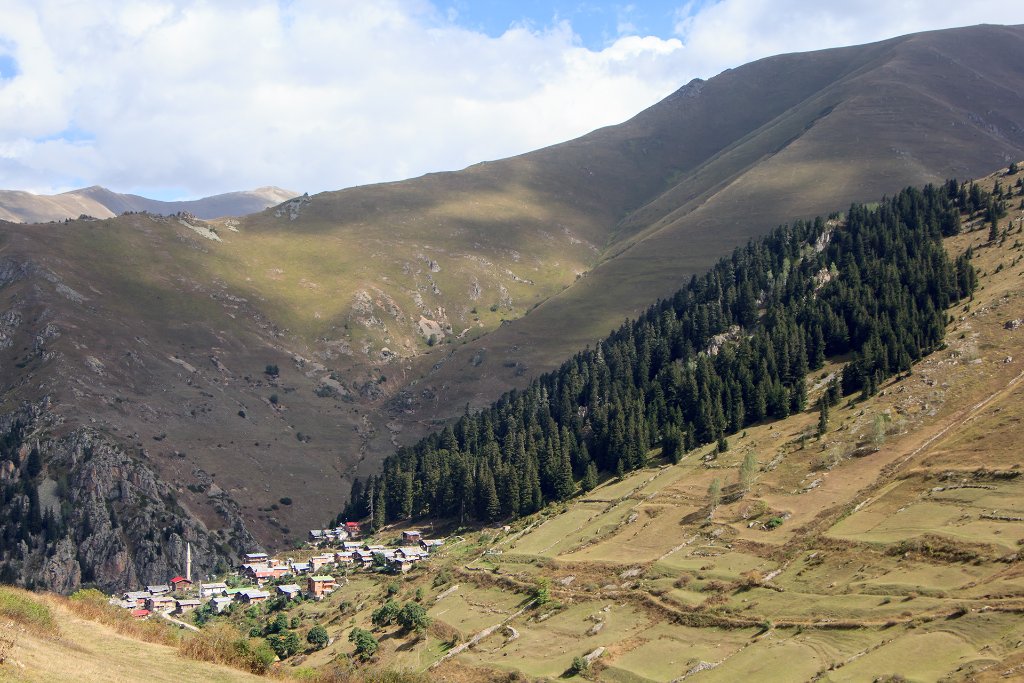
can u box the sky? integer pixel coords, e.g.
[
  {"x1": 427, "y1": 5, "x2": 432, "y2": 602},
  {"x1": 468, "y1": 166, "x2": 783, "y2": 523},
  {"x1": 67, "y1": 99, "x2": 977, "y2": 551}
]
[{"x1": 0, "y1": 1, "x2": 1023, "y2": 200}]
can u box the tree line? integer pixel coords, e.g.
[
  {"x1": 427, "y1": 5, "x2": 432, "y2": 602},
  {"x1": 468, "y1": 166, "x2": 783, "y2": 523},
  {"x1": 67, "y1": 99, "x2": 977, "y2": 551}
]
[{"x1": 339, "y1": 181, "x2": 984, "y2": 528}]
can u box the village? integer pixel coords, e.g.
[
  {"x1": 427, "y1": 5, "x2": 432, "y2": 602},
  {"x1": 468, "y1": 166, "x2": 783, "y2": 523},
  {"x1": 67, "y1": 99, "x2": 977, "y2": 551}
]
[{"x1": 111, "y1": 523, "x2": 445, "y2": 620}]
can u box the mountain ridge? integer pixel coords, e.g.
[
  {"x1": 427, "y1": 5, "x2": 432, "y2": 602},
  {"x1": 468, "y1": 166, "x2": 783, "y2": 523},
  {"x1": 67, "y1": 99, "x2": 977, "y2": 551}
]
[{"x1": 0, "y1": 185, "x2": 298, "y2": 223}]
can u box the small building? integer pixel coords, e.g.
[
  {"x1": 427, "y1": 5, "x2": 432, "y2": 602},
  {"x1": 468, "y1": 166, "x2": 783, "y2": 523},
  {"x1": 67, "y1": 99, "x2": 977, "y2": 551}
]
[
  {"x1": 395, "y1": 547, "x2": 423, "y2": 560},
  {"x1": 170, "y1": 576, "x2": 193, "y2": 592},
  {"x1": 238, "y1": 589, "x2": 270, "y2": 604},
  {"x1": 342, "y1": 541, "x2": 361, "y2": 551},
  {"x1": 122, "y1": 591, "x2": 152, "y2": 607},
  {"x1": 290, "y1": 562, "x2": 311, "y2": 574},
  {"x1": 420, "y1": 539, "x2": 445, "y2": 553},
  {"x1": 401, "y1": 530, "x2": 422, "y2": 544},
  {"x1": 199, "y1": 582, "x2": 228, "y2": 598},
  {"x1": 147, "y1": 584, "x2": 170, "y2": 596},
  {"x1": 130, "y1": 608, "x2": 151, "y2": 619},
  {"x1": 243, "y1": 552, "x2": 269, "y2": 563},
  {"x1": 344, "y1": 521, "x2": 361, "y2": 538},
  {"x1": 253, "y1": 569, "x2": 276, "y2": 585},
  {"x1": 174, "y1": 599, "x2": 202, "y2": 614},
  {"x1": 310, "y1": 554, "x2": 334, "y2": 571},
  {"x1": 394, "y1": 558, "x2": 416, "y2": 574},
  {"x1": 333, "y1": 551, "x2": 354, "y2": 564},
  {"x1": 353, "y1": 550, "x2": 375, "y2": 566},
  {"x1": 211, "y1": 596, "x2": 233, "y2": 613},
  {"x1": 277, "y1": 584, "x2": 302, "y2": 599},
  {"x1": 145, "y1": 595, "x2": 175, "y2": 613},
  {"x1": 307, "y1": 575, "x2": 336, "y2": 598}
]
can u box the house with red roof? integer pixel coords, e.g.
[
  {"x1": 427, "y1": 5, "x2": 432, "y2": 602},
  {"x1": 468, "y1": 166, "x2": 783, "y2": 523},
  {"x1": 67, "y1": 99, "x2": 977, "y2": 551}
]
[{"x1": 170, "y1": 576, "x2": 193, "y2": 592}]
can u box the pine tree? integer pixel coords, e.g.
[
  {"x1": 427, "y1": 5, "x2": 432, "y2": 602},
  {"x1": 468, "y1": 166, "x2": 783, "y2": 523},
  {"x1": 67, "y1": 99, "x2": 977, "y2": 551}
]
[
  {"x1": 817, "y1": 397, "x2": 829, "y2": 437},
  {"x1": 371, "y1": 483, "x2": 385, "y2": 532},
  {"x1": 581, "y1": 461, "x2": 599, "y2": 492}
]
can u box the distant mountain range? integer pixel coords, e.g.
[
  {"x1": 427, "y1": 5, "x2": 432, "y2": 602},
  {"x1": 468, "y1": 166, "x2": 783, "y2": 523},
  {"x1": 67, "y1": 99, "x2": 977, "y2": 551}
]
[{"x1": 0, "y1": 185, "x2": 298, "y2": 222}]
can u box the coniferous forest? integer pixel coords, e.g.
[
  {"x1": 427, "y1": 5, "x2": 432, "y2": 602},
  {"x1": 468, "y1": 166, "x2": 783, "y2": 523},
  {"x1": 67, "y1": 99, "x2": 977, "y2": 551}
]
[{"x1": 341, "y1": 181, "x2": 991, "y2": 529}]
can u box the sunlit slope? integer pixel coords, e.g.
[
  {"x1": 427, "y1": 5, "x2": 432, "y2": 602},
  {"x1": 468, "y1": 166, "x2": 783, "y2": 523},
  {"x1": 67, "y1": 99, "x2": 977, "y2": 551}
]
[{"x1": 410, "y1": 24, "x2": 1024, "y2": 423}]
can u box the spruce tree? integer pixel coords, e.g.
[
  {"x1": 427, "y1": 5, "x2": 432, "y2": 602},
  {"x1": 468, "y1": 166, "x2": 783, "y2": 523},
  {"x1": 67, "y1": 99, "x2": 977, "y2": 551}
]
[{"x1": 817, "y1": 397, "x2": 829, "y2": 437}]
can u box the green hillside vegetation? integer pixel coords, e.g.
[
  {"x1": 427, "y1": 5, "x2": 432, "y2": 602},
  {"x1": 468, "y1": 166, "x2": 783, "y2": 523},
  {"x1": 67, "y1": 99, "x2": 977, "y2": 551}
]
[{"x1": 341, "y1": 181, "x2": 984, "y2": 528}]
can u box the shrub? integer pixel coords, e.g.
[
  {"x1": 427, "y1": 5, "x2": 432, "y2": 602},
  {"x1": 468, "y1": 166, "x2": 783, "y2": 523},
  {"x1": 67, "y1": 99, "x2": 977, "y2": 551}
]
[
  {"x1": 397, "y1": 602, "x2": 430, "y2": 633},
  {"x1": 567, "y1": 655, "x2": 590, "y2": 676},
  {"x1": 531, "y1": 579, "x2": 552, "y2": 607},
  {"x1": 179, "y1": 622, "x2": 275, "y2": 675},
  {"x1": 307, "y1": 624, "x2": 329, "y2": 650},
  {"x1": 349, "y1": 627, "x2": 378, "y2": 660},
  {"x1": 268, "y1": 630, "x2": 301, "y2": 659},
  {"x1": 371, "y1": 600, "x2": 400, "y2": 628},
  {"x1": 0, "y1": 587, "x2": 57, "y2": 636}
]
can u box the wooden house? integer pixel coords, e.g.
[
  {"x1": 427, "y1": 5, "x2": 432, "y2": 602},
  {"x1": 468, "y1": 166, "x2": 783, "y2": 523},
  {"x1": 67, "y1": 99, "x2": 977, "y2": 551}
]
[{"x1": 170, "y1": 576, "x2": 193, "y2": 592}]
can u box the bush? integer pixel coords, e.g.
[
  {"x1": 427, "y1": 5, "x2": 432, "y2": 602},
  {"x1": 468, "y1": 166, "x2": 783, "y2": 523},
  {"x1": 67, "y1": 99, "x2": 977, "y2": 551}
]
[
  {"x1": 567, "y1": 655, "x2": 590, "y2": 676},
  {"x1": 265, "y1": 364, "x2": 279, "y2": 377},
  {"x1": 372, "y1": 600, "x2": 400, "y2": 628},
  {"x1": 179, "y1": 622, "x2": 275, "y2": 675},
  {"x1": 268, "y1": 630, "x2": 301, "y2": 659},
  {"x1": 0, "y1": 587, "x2": 57, "y2": 636},
  {"x1": 307, "y1": 624, "x2": 329, "y2": 650},
  {"x1": 349, "y1": 627, "x2": 378, "y2": 660},
  {"x1": 532, "y1": 579, "x2": 551, "y2": 606},
  {"x1": 397, "y1": 602, "x2": 431, "y2": 633}
]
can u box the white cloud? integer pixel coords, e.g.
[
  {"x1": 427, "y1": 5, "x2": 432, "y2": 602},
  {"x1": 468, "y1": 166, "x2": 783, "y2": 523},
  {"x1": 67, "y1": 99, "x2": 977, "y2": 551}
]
[
  {"x1": 0, "y1": 0, "x2": 1022, "y2": 198},
  {"x1": 673, "y1": 0, "x2": 1024, "y2": 74}
]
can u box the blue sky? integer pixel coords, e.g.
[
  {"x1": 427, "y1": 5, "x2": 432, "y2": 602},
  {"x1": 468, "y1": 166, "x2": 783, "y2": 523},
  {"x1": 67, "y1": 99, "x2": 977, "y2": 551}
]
[
  {"x1": 444, "y1": 1, "x2": 697, "y2": 48},
  {"x1": 1, "y1": 1, "x2": 1023, "y2": 200}
]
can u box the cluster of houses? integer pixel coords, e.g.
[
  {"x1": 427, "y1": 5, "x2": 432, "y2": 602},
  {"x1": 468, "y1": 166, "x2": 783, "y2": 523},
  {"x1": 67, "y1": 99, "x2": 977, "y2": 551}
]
[
  {"x1": 307, "y1": 521, "x2": 362, "y2": 545},
  {"x1": 113, "y1": 529, "x2": 443, "y2": 619}
]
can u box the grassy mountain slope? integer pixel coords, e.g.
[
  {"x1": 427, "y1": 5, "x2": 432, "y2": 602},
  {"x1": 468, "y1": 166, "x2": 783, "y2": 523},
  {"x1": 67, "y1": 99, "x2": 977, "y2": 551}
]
[
  {"x1": 2, "y1": 176, "x2": 1022, "y2": 683},
  {"x1": 1, "y1": 25, "x2": 1023, "y2": 591},
  {"x1": 0, "y1": 587, "x2": 262, "y2": 682},
  {"x1": 199, "y1": 168, "x2": 1024, "y2": 683},
  {"x1": 408, "y1": 24, "x2": 1024, "y2": 423},
  {"x1": 0, "y1": 186, "x2": 297, "y2": 223}
]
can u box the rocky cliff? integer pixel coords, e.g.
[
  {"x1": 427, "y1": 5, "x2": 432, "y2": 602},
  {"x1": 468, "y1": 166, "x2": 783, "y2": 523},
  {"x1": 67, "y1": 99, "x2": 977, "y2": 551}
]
[{"x1": 0, "y1": 403, "x2": 257, "y2": 593}]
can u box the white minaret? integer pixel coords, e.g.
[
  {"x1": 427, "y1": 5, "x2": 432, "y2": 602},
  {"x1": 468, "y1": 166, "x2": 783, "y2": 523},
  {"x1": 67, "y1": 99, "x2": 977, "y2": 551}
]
[{"x1": 186, "y1": 542, "x2": 192, "y2": 582}]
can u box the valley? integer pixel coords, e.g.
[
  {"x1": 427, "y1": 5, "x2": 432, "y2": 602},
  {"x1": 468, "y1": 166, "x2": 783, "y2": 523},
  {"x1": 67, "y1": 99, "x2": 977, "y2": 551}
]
[
  {"x1": 0, "y1": 23, "x2": 1022, "y2": 596},
  {"x1": 3, "y1": 166, "x2": 1022, "y2": 681}
]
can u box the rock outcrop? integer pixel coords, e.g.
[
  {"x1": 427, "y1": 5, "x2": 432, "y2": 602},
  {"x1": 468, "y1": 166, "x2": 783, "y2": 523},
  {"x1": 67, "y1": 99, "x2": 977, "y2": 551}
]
[{"x1": 0, "y1": 404, "x2": 256, "y2": 593}]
